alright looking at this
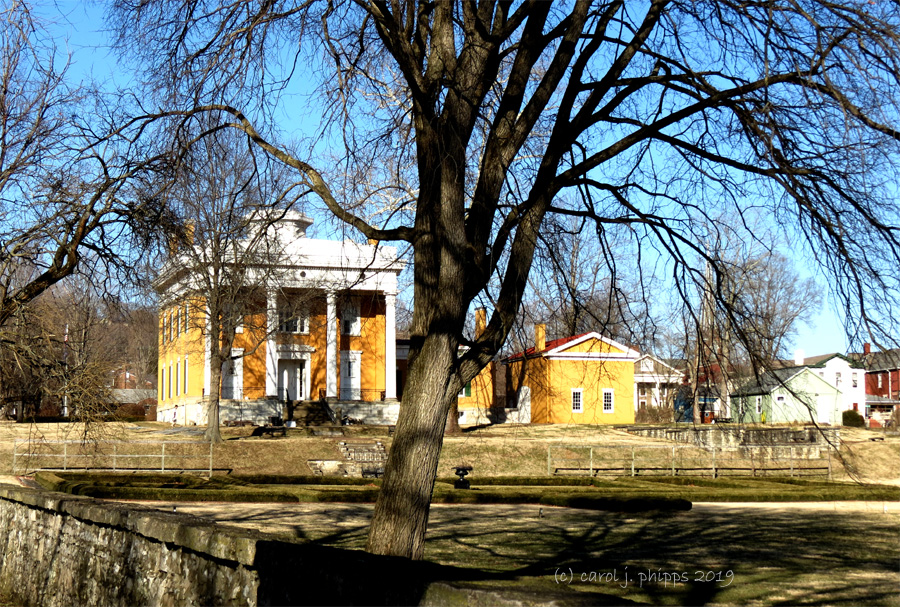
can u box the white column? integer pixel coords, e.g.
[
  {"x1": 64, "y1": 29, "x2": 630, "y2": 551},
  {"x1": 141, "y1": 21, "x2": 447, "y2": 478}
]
[
  {"x1": 203, "y1": 305, "x2": 212, "y2": 396},
  {"x1": 266, "y1": 290, "x2": 278, "y2": 397},
  {"x1": 326, "y1": 291, "x2": 338, "y2": 398},
  {"x1": 384, "y1": 292, "x2": 397, "y2": 400}
]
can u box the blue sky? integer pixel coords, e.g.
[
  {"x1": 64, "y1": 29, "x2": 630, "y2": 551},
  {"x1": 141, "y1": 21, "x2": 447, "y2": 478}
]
[{"x1": 52, "y1": 1, "x2": 856, "y2": 358}]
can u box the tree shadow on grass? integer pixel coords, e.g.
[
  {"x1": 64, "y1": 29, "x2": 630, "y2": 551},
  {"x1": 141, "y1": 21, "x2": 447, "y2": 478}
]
[{"x1": 162, "y1": 501, "x2": 899, "y2": 605}]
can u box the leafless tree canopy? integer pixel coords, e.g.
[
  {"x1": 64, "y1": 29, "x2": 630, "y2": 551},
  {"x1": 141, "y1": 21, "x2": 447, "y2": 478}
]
[
  {"x1": 112, "y1": 0, "x2": 900, "y2": 559},
  {"x1": 0, "y1": 3, "x2": 177, "y2": 329}
]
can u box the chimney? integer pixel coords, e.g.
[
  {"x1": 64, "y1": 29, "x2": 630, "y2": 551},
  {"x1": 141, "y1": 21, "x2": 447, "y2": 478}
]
[
  {"x1": 864, "y1": 342, "x2": 871, "y2": 355},
  {"x1": 794, "y1": 349, "x2": 805, "y2": 366},
  {"x1": 475, "y1": 308, "x2": 486, "y2": 338},
  {"x1": 535, "y1": 323, "x2": 546, "y2": 353}
]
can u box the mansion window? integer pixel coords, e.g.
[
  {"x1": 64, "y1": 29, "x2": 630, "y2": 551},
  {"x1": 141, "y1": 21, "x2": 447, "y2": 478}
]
[
  {"x1": 342, "y1": 302, "x2": 360, "y2": 336},
  {"x1": 852, "y1": 372, "x2": 858, "y2": 388},
  {"x1": 279, "y1": 308, "x2": 309, "y2": 334}
]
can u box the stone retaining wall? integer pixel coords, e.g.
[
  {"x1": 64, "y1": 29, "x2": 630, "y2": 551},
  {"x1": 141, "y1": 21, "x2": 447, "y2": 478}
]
[
  {"x1": 627, "y1": 425, "x2": 840, "y2": 448},
  {"x1": 0, "y1": 485, "x2": 489, "y2": 606}
]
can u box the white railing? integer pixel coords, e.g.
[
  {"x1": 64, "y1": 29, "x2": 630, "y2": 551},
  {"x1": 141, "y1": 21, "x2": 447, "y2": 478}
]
[
  {"x1": 13, "y1": 439, "x2": 214, "y2": 477},
  {"x1": 547, "y1": 444, "x2": 832, "y2": 479}
]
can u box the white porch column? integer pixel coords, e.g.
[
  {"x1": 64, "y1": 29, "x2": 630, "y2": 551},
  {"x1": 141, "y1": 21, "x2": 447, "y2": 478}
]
[
  {"x1": 265, "y1": 290, "x2": 278, "y2": 397},
  {"x1": 384, "y1": 292, "x2": 397, "y2": 400},
  {"x1": 203, "y1": 304, "x2": 212, "y2": 396},
  {"x1": 326, "y1": 291, "x2": 338, "y2": 398}
]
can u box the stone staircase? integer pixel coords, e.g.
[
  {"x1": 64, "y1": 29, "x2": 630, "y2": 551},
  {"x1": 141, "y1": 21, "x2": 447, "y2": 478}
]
[
  {"x1": 291, "y1": 401, "x2": 339, "y2": 427},
  {"x1": 307, "y1": 440, "x2": 388, "y2": 478}
]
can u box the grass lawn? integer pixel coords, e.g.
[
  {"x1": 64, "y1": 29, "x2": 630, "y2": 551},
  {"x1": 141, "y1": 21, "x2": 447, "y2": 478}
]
[
  {"x1": 138, "y1": 500, "x2": 900, "y2": 606},
  {"x1": 9, "y1": 421, "x2": 900, "y2": 605}
]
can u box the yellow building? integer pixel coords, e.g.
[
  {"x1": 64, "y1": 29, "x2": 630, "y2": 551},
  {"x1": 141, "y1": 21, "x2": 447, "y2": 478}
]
[
  {"x1": 504, "y1": 324, "x2": 640, "y2": 424},
  {"x1": 456, "y1": 309, "x2": 496, "y2": 424},
  {"x1": 155, "y1": 212, "x2": 404, "y2": 426}
]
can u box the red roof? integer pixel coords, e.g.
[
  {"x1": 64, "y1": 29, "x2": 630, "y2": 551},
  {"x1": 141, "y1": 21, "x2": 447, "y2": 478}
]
[{"x1": 503, "y1": 332, "x2": 591, "y2": 362}]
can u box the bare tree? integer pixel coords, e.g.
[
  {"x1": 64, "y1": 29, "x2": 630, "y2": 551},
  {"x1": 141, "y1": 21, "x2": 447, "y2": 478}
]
[
  {"x1": 0, "y1": 1, "x2": 176, "y2": 339},
  {"x1": 113, "y1": 1, "x2": 900, "y2": 559},
  {"x1": 523, "y1": 214, "x2": 658, "y2": 348}
]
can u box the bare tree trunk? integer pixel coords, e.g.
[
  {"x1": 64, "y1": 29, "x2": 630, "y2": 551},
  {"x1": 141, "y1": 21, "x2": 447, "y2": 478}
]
[
  {"x1": 205, "y1": 359, "x2": 223, "y2": 443},
  {"x1": 445, "y1": 398, "x2": 461, "y2": 434},
  {"x1": 366, "y1": 334, "x2": 456, "y2": 559}
]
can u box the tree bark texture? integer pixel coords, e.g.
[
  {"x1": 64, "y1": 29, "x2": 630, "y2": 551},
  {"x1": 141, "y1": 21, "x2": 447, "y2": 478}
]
[{"x1": 366, "y1": 333, "x2": 458, "y2": 559}]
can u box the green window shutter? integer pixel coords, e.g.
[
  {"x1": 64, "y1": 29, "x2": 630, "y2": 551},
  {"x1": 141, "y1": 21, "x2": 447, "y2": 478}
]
[{"x1": 465, "y1": 382, "x2": 472, "y2": 398}]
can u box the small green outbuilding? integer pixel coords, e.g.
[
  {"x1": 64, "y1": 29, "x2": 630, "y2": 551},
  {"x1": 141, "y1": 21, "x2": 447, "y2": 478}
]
[{"x1": 731, "y1": 367, "x2": 843, "y2": 425}]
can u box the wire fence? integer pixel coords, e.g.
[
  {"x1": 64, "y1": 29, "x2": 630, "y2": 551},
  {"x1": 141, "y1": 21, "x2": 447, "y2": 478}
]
[
  {"x1": 13, "y1": 439, "x2": 214, "y2": 477},
  {"x1": 548, "y1": 444, "x2": 833, "y2": 479}
]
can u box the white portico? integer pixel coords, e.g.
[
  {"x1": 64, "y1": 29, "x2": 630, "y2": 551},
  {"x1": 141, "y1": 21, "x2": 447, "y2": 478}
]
[{"x1": 156, "y1": 210, "x2": 404, "y2": 426}]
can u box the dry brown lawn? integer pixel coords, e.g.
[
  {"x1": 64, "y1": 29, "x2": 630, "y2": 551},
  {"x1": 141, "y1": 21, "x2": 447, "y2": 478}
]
[{"x1": 0, "y1": 420, "x2": 898, "y2": 484}]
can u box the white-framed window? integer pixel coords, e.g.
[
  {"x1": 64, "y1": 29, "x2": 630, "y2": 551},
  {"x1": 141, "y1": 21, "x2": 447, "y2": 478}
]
[
  {"x1": 639, "y1": 384, "x2": 646, "y2": 396},
  {"x1": 167, "y1": 364, "x2": 172, "y2": 399},
  {"x1": 341, "y1": 302, "x2": 360, "y2": 336},
  {"x1": 835, "y1": 372, "x2": 842, "y2": 388},
  {"x1": 346, "y1": 358, "x2": 355, "y2": 378},
  {"x1": 571, "y1": 389, "x2": 583, "y2": 413},
  {"x1": 776, "y1": 395, "x2": 785, "y2": 402},
  {"x1": 852, "y1": 372, "x2": 858, "y2": 388},
  {"x1": 182, "y1": 302, "x2": 189, "y2": 334},
  {"x1": 175, "y1": 307, "x2": 181, "y2": 336},
  {"x1": 183, "y1": 356, "x2": 188, "y2": 395},
  {"x1": 878, "y1": 374, "x2": 883, "y2": 389},
  {"x1": 603, "y1": 389, "x2": 614, "y2": 413},
  {"x1": 640, "y1": 358, "x2": 653, "y2": 372},
  {"x1": 755, "y1": 396, "x2": 762, "y2": 414},
  {"x1": 160, "y1": 368, "x2": 165, "y2": 401},
  {"x1": 175, "y1": 361, "x2": 180, "y2": 396},
  {"x1": 278, "y1": 308, "x2": 309, "y2": 334}
]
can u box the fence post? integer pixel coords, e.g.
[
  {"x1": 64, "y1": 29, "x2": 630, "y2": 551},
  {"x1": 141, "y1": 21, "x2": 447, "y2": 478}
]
[
  {"x1": 589, "y1": 447, "x2": 594, "y2": 478},
  {"x1": 671, "y1": 446, "x2": 676, "y2": 477},
  {"x1": 827, "y1": 451, "x2": 832, "y2": 481},
  {"x1": 790, "y1": 446, "x2": 794, "y2": 478},
  {"x1": 631, "y1": 447, "x2": 635, "y2": 477},
  {"x1": 712, "y1": 446, "x2": 716, "y2": 479},
  {"x1": 161, "y1": 442, "x2": 166, "y2": 472}
]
